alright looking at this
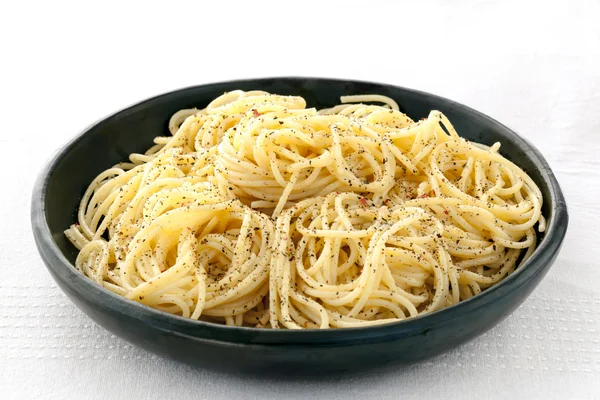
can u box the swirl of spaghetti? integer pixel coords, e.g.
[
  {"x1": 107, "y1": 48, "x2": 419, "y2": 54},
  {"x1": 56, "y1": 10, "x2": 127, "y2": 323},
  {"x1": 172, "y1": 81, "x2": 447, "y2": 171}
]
[
  {"x1": 214, "y1": 96, "x2": 416, "y2": 216},
  {"x1": 269, "y1": 192, "x2": 456, "y2": 329},
  {"x1": 66, "y1": 148, "x2": 274, "y2": 325}
]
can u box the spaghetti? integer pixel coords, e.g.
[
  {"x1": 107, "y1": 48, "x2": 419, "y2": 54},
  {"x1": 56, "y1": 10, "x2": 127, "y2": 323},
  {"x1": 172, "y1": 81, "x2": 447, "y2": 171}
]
[{"x1": 66, "y1": 90, "x2": 544, "y2": 328}]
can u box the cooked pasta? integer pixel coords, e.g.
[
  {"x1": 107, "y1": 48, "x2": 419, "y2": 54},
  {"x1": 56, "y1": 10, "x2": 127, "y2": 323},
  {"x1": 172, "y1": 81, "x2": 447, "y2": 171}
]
[{"x1": 65, "y1": 90, "x2": 544, "y2": 328}]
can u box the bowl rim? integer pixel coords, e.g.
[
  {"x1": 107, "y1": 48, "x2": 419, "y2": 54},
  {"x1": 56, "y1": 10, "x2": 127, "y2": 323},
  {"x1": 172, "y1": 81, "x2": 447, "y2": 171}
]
[{"x1": 31, "y1": 76, "x2": 569, "y2": 345}]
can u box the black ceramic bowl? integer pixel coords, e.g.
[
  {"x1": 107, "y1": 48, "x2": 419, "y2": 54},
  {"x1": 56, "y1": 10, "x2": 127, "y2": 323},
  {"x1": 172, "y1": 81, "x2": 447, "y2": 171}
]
[{"x1": 32, "y1": 77, "x2": 568, "y2": 375}]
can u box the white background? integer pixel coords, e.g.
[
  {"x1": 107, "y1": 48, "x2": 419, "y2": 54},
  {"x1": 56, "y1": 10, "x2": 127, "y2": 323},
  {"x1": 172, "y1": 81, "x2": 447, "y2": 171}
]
[{"x1": 1, "y1": 1, "x2": 599, "y2": 399}]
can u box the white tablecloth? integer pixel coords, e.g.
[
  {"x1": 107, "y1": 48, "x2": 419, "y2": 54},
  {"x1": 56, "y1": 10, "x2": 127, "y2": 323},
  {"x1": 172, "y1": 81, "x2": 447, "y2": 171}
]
[{"x1": 1, "y1": 1, "x2": 599, "y2": 399}]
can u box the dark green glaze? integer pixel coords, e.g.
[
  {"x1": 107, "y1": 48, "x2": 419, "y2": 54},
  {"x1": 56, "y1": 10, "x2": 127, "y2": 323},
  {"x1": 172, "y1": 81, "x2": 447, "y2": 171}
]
[{"x1": 31, "y1": 77, "x2": 568, "y2": 375}]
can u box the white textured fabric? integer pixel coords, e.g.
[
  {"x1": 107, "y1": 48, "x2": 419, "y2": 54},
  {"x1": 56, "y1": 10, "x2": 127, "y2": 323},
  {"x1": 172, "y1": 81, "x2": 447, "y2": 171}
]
[{"x1": 1, "y1": 1, "x2": 599, "y2": 399}]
